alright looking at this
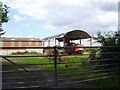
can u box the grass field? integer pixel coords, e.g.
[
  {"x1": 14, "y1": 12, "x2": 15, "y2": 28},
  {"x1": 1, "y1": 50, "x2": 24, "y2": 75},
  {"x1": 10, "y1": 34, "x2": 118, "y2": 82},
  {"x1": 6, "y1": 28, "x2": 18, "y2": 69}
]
[
  {"x1": 2, "y1": 54, "x2": 119, "y2": 88},
  {"x1": 85, "y1": 77, "x2": 119, "y2": 88}
]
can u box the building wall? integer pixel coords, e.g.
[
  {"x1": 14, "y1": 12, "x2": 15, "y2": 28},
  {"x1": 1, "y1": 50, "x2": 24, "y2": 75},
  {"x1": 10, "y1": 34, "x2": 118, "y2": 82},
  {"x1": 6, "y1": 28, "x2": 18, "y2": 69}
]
[
  {"x1": 0, "y1": 41, "x2": 43, "y2": 55},
  {"x1": 3, "y1": 41, "x2": 11, "y2": 47},
  {"x1": 2, "y1": 41, "x2": 42, "y2": 47}
]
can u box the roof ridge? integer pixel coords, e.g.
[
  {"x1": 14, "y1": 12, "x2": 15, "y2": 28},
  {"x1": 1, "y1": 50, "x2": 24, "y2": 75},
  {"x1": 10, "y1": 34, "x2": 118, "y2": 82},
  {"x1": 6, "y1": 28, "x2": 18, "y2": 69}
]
[{"x1": 1, "y1": 37, "x2": 42, "y2": 41}]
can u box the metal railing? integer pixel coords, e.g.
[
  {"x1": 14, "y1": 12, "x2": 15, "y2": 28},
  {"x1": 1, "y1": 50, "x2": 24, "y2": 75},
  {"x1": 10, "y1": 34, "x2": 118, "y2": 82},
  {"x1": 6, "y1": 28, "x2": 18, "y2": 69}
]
[{"x1": 1, "y1": 46, "x2": 119, "y2": 89}]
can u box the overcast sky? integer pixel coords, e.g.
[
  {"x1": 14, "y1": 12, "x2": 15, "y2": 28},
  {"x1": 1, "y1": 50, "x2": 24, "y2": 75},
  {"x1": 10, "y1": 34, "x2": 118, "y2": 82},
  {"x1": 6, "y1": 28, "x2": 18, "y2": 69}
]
[{"x1": 2, "y1": 0, "x2": 118, "y2": 40}]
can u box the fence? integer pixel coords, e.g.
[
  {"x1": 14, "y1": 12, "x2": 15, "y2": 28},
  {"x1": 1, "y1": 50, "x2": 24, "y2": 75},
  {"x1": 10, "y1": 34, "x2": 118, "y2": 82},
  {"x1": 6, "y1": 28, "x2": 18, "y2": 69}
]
[{"x1": 1, "y1": 46, "x2": 119, "y2": 89}]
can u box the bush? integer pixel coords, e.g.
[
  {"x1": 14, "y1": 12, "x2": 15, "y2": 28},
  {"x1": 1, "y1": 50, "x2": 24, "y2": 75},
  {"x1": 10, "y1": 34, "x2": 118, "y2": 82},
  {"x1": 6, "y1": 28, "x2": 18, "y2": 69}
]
[
  {"x1": 11, "y1": 51, "x2": 40, "y2": 55},
  {"x1": 43, "y1": 45, "x2": 63, "y2": 63},
  {"x1": 93, "y1": 30, "x2": 120, "y2": 70}
]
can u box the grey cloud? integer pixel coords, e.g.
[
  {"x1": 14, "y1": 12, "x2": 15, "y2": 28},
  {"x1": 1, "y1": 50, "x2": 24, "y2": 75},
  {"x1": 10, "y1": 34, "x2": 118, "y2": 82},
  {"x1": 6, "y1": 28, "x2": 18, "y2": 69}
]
[
  {"x1": 45, "y1": 1, "x2": 117, "y2": 33},
  {"x1": 92, "y1": 2, "x2": 118, "y2": 12},
  {"x1": 5, "y1": 0, "x2": 118, "y2": 35},
  {"x1": 44, "y1": 2, "x2": 98, "y2": 27}
]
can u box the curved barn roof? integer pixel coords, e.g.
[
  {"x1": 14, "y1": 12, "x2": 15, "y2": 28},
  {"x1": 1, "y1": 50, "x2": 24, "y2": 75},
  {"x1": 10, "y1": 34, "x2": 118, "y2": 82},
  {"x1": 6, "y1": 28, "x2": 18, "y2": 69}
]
[
  {"x1": 43, "y1": 30, "x2": 91, "y2": 42},
  {"x1": 56, "y1": 30, "x2": 91, "y2": 42}
]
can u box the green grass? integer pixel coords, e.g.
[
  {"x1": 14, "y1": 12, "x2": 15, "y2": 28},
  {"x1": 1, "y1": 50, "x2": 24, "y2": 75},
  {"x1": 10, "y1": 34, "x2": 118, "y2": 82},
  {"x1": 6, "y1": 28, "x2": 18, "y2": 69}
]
[
  {"x1": 85, "y1": 77, "x2": 120, "y2": 88},
  {"x1": 2, "y1": 55, "x2": 89, "y2": 70},
  {"x1": 2, "y1": 54, "x2": 119, "y2": 88}
]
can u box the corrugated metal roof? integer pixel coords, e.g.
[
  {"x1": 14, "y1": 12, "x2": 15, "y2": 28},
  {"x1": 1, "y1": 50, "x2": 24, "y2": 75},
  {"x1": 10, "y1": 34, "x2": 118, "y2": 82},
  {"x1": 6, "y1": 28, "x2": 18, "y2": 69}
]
[
  {"x1": 42, "y1": 33, "x2": 65, "y2": 41},
  {"x1": 0, "y1": 37, "x2": 42, "y2": 42},
  {"x1": 43, "y1": 30, "x2": 91, "y2": 42}
]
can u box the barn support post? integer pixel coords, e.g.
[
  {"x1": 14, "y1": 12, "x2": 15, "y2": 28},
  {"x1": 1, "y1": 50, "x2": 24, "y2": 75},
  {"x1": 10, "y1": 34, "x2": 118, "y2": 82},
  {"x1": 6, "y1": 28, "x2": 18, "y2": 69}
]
[
  {"x1": 90, "y1": 38, "x2": 92, "y2": 46},
  {"x1": 80, "y1": 39, "x2": 81, "y2": 44},
  {"x1": 63, "y1": 38, "x2": 65, "y2": 47},
  {"x1": 43, "y1": 41, "x2": 44, "y2": 47},
  {"x1": 43, "y1": 41, "x2": 45, "y2": 54},
  {"x1": 90, "y1": 38, "x2": 92, "y2": 53},
  {"x1": 58, "y1": 41, "x2": 60, "y2": 46},
  {"x1": 48, "y1": 40, "x2": 50, "y2": 46},
  {"x1": 55, "y1": 38, "x2": 56, "y2": 46}
]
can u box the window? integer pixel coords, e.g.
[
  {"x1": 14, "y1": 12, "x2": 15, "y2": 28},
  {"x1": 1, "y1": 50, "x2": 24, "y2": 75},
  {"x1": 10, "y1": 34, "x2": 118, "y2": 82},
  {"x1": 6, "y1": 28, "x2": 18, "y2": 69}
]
[
  {"x1": 11, "y1": 42, "x2": 15, "y2": 47},
  {"x1": 18, "y1": 42, "x2": 22, "y2": 47},
  {"x1": 36, "y1": 42, "x2": 39, "y2": 46},
  {"x1": 0, "y1": 41, "x2": 3, "y2": 47},
  {"x1": 29, "y1": 42, "x2": 32, "y2": 46}
]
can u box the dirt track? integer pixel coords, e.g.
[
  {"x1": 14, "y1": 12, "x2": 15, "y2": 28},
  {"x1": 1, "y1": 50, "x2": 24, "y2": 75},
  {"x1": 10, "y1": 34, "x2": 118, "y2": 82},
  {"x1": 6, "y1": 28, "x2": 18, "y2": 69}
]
[{"x1": 2, "y1": 62, "x2": 105, "y2": 89}]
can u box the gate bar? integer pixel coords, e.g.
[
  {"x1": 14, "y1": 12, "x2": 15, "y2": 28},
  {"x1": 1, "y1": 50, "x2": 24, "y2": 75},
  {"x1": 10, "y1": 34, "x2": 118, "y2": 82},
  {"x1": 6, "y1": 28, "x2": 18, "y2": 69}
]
[{"x1": 53, "y1": 46, "x2": 58, "y2": 86}]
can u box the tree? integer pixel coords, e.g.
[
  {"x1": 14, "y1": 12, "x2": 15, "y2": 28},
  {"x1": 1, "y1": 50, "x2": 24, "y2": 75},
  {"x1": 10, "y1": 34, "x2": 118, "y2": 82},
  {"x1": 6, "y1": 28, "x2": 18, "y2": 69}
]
[
  {"x1": 93, "y1": 30, "x2": 120, "y2": 46},
  {"x1": 93, "y1": 30, "x2": 120, "y2": 70},
  {"x1": 0, "y1": 2, "x2": 9, "y2": 37},
  {"x1": 93, "y1": 30, "x2": 120, "y2": 56}
]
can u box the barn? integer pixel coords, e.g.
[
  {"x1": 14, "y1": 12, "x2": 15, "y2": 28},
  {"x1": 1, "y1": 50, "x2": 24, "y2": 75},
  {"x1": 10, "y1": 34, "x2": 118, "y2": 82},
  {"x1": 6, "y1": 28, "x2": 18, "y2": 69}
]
[
  {"x1": 0, "y1": 37, "x2": 43, "y2": 55},
  {"x1": 43, "y1": 30, "x2": 92, "y2": 55}
]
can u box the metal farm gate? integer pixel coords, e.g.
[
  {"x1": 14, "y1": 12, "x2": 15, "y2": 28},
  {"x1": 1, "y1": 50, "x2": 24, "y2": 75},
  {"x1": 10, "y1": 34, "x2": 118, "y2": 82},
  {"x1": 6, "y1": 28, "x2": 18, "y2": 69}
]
[{"x1": 1, "y1": 46, "x2": 119, "y2": 89}]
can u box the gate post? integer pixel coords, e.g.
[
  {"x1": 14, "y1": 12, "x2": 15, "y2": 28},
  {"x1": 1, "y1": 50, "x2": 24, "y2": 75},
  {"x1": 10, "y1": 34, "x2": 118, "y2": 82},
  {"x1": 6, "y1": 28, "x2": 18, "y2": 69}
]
[{"x1": 53, "y1": 46, "x2": 58, "y2": 87}]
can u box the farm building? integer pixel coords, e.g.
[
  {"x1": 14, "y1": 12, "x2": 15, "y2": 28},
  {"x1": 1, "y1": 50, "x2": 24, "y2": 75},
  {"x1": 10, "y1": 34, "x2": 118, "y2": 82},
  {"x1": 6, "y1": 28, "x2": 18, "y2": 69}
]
[
  {"x1": 0, "y1": 37, "x2": 43, "y2": 55},
  {"x1": 43, "y1": 30, "x2": 92, "y2": 55},
  {"x1": 43, "y1": 30, "x2": 92, "y2": 46}
]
